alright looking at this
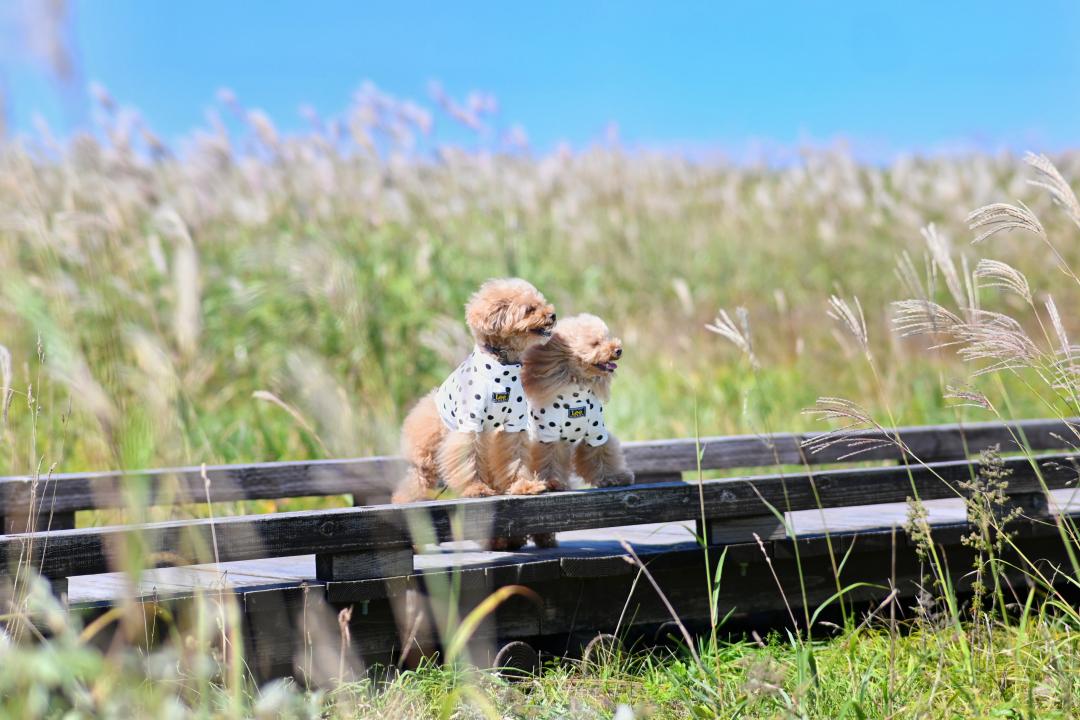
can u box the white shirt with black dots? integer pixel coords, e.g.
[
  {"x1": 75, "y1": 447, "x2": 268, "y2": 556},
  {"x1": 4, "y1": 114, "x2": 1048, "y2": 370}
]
[
  {"x1": 528, "y1": 384, "x2": 609, "y2": 447},
  {"x1": 435, "y1": 347, "x2": 529, "y2": 433}
]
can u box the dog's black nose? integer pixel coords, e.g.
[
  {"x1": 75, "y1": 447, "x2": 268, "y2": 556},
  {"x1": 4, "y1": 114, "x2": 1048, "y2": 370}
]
[
  {"x1": 548, "y1": 313, "x2": 557, "y2": 323},
  {"x1": 613, "y1": 347, "x2": 622, "y2": 359}
]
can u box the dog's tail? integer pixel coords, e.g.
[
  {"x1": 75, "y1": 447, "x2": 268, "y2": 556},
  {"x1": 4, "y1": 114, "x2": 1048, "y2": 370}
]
[{"x1": 393, "y1": 392, "x2": 445, "y2": 502}]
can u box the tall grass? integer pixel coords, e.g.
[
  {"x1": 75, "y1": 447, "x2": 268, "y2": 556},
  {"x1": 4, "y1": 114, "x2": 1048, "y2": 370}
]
[
  {"x1": 3, "y1": 86, "x2": 1079, "y2": 485},
  {"x1": 5, "y1": 85, "x2": 1080, "y2": 717}
]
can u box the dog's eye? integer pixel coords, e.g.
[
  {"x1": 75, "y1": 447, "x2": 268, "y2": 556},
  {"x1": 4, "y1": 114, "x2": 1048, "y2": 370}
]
[{"x1": 525, "y1": 306, "x2": 535, "y2": 315}]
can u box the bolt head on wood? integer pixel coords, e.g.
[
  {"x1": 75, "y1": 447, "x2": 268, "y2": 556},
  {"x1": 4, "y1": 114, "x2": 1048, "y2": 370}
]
[{"x1": 492, "y1": 640, "x2": 538, "y2": 679}]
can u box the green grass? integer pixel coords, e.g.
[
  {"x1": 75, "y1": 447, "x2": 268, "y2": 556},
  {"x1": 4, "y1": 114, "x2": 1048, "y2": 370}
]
[
  {"x1": 6, "y1": 592, "x2": 1079, "y2": 719},
  {"x1": 348, "y1": 625, "x2": 1080, "y2": 719},
  {"x1": 5, "y1": 95, "x2": 1080, "y2": 717}
]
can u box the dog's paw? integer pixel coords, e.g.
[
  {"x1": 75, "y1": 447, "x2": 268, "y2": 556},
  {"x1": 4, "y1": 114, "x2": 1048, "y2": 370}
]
[
  {"x1": 531, "y1": 532, "x2": 559, "y2": 549},
  {"x1": 507, "y1": 477, "x2": 548, "y2": 495},
  {"x1": 595, "y1": 470, "x2": 635, "y2": 488},
  {"x1": 538, "y1": 475, "x2": 569, "y2": 492},
  {"x1": 392, "y1": 486, "x2": 437, "y2": 503},
  {"x1": 488, "y1": 536, "x2": 527, "y2": 552},
  {"x1": 459, "y1": 482, "x2": 496, "y2": 498}
]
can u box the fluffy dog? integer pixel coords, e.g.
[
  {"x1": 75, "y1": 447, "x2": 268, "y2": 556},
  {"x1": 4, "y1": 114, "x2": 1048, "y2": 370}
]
[
  {"x1": 522, "y1": 314, "x2": 634, "y2": 547},
  {"x1": 392, "y1": 278, "x2": 557, "y2": 506}
]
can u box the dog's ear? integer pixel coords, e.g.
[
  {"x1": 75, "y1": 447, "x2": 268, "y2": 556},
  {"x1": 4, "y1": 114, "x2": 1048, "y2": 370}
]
[
  {"x1": 466, "y1": 295, "x2": 513, "y2": 339},
  {"x1": 522, "y1": 333, "x2": 571, "y2": 403}
]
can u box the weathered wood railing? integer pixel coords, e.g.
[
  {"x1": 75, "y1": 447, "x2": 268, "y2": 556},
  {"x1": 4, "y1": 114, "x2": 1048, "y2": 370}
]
[
  {"x1": 2, "y1": 417, "x2": 1075, "y2": 535},
  {"x1": 3, "y1": 442, "x2": 1078, "y2": 595}
]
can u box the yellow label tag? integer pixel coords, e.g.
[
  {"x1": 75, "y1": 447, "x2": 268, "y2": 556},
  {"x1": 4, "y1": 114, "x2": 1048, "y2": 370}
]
[
  {"x1": 492, "y1": 392, "x2": 510, "y2": 403},
  {"x1": 567, "y1": 406, "x2": 586, "y2": 418}
]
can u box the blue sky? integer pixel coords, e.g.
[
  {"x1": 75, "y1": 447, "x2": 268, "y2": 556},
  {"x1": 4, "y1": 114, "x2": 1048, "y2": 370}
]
[{"x1": 4, "y1": 1, "x2": 1080, "y2": 158}]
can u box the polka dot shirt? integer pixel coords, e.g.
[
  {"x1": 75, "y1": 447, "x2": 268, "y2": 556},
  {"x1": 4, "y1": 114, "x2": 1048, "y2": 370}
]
[
  {"x1": 436, "y1": 346, "x2": 529, "y2": 433},
  {"x1": 528, "y1": 383, "x2": 609, "y2": 447}
]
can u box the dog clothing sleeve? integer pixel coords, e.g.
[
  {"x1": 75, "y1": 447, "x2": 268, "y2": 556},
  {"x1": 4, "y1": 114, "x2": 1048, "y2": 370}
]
[
  {"x1": 583, "y1": 398, "x2": 610, "y2": 447},
  {"x1": 436, "y1": 348, "x2": 528, "y2": 433}
]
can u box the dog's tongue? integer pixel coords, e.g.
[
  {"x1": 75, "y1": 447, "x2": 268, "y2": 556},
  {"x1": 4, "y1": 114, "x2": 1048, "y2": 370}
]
[{"x1": 603, "y1": 361, "x2": 618, "y2": 371}]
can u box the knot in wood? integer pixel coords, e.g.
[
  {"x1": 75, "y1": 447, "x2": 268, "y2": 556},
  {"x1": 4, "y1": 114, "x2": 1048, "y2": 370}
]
[
  {"x1": 620, "y1": 492, "x2": 642, "y2": 509},
  {"x1": 318, "y1": 519, "x2": 338, "y2": 537}
]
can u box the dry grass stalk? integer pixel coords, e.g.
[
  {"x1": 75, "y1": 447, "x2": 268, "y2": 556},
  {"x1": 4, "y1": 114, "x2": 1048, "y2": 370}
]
[
  {"x1": 1044, "y1": 296, "x2": 1070, "y2": 359},
  {"x1": 943, "y1": 384, "x2": 994, "y2": 412},
  {"x1": 801, "y1": 396, "x2": 910, "y2": 459},
  {"x1": 953, "y1": 309, "x2": 1040, "y2": 374},
  {"x1": 337, "y1": 606, "x2": 353, "y2": 684},
  {"x1": 618, "y1": 538, "x2": 701, "y2": 667},
  {"x1": 1026, "y1": 152, "x2": 1080, "y2": 227},
  {"x1": 891, "y1": 299, "x2": 963, "y2": 339},
  {"x1": 0, "y1": 344, "x2": 12, "y2": 431},
  {"x1": 922, "y1": 224, "x2": 965, "y2": 309},
  {"x1": 893, "y1": 250, "x2": 929, "y2": 301},
  {"x1": 827, "y1": 294, "x2": 869, "y2": 356},
  {"x1": 967, "y1": 201, "x2": 1045, "y2": 244},
  {"x1": 973, "y1": 259, "x2": 1032, "y2": 303},
  {"x1": 706, "y1": 307, "x2": 759, "y2": 369},
  {"x1": 251, "y1": 390, "x2": 330, "y2": 455}
]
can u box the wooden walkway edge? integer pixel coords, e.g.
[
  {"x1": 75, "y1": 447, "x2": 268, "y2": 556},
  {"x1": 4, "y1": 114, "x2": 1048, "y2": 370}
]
[{"x1": 2, "y1": 417, "x2": 1079, "y2": 680}]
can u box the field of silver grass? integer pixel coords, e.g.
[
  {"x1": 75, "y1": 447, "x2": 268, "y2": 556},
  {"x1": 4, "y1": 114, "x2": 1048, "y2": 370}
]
[{"x1": 3, "y1": 85, "x2": 1079, "y2": 486}]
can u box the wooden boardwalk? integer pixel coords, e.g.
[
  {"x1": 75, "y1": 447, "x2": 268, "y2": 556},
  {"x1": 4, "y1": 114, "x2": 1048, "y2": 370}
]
[
  {"x1": 66, "y1": 491, "x2": 1080, "y2": 605},
  {"x1": 4, "y1": 417, "x2": 1080, "y2": 679}
]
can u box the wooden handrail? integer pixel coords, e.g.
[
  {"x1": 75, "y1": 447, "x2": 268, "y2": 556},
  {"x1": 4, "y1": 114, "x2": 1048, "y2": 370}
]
[
  {"x1": 1, "y1": 418, "x2": 1074, "y2": 515},
  {"x1": 4, "y1": 450, "x2": 1078, "y2": 580}
]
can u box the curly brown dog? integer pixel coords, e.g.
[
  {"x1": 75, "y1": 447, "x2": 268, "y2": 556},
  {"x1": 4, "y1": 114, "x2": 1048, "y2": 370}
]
[
  {"x1": 392, "y1": 278, "x2": 557, "y2": 516},
  {"x1": 522, "y1": 313, "x2": 634, "y2": 547}
]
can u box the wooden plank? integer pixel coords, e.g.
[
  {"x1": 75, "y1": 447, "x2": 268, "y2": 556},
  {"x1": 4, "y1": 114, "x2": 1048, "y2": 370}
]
[
  {"x1": 706, "y1": 515, "x2": 787, "y2": 545},
  {"x1": 622, "y1": 417, "x2": 1079, "y2": 473},
  {"x1": 559, "y1": 554, "x2": 633, "y2": 578},
  {"x1": 6, "y1": 451, "x2": 1080, "y2": 581},
  {"x1": 3, "y1": 511, "x2": 75, "y2": 535},
  {"x1": 315, "y1": 546, "x2": 413, "y2": 581},
  {"x1": 0, "y1": 456, "x2": 405, "y2": 514},
  {"x1": 3, "y1": 418, "x2": 1075, "y2": 515}
]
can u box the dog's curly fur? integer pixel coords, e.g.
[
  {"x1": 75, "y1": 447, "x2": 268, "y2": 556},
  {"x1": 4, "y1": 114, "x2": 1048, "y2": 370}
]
[
  {"x1": 522, "y1": 314, "x2": 634, "y2": 547},
  {"x1": 392, "y1": 279, "x2": 557, "y2": 524}
]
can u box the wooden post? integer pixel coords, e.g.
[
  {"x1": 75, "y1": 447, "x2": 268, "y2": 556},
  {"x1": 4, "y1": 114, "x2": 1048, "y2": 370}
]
[
  {"x1": 993, "y1": 491, "x2": 1050, "y2": 525},
  {"x1": 314, "y1": 545, "x2": 414, "y2": 582},
  {"x1": 964, "y1": 490, "x2": 1050, "y2": 541},
  {"x1": 352, "y1": 491, "x2": 392, "y2": 508},
  {"x1": 50, "y1": 577, "x2": 69, "y2": 605},
  {"x1": 704, "y1": 514, "x2": 787, "y2": 545}
]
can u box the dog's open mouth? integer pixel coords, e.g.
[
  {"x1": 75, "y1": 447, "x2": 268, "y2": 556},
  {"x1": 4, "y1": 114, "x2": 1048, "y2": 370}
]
[
  {"x1": 594, "y1": 361, "x2": 618, "y2": 372},
  {"x1": 532, "y1": 327, "x2": 553, "y2": 337}
]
